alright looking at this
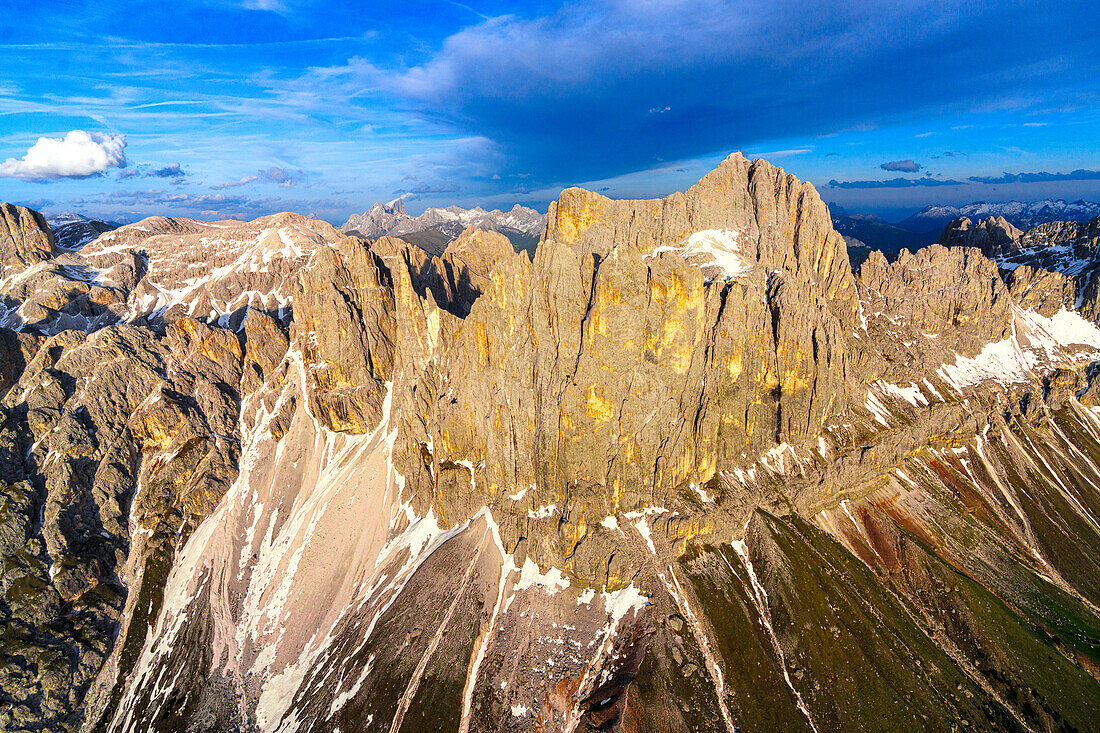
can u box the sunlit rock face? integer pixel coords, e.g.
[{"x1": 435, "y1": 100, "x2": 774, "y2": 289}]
[{"x1": 3, "y1": 154, "x2": 1100, "y2": 732}]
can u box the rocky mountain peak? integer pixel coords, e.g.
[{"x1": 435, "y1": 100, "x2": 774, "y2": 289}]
[
  {"x1": 938, "y1": 215, "x2": 1023, "y2": 254},
  {"x1": 0, "y1": 202, "x2": 56, "y2": 277}
]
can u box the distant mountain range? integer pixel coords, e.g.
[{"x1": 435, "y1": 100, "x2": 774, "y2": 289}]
[
  {"x1": 833, "y1": 199, "x2": 1100, "y2": 267},
  {"x1": 898, "y1": 199, "x2": 1100, "y2": 233},
  {"x1": 829, "y1": 211, "x2": 935, "y2": 267},
  {"x1": 45, "y1": 212, "x2": 117, "y2": 249},
  {"x1": 341, "y1": 198, "x2": 546, "y2": 256}
]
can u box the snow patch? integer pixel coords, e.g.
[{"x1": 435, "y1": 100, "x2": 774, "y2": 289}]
[
  {"x1": 649, "y1": 229, "x2": 751, "y2": 281},
  {"x1": 527, "y1": 503, "x2": 557, "y2": 519},
  {"x1": 689, "y1": 482, "x2": 715, "y2": 503},
  {"x1": 515, "y1": 557, "x2": 570, "y2": 595},
  {"x1": 508, "y1": 485, "x2": 531, "y2": 501},
  {"x1": 876, "y1": 380, "x2": 928, "y2": 407}
]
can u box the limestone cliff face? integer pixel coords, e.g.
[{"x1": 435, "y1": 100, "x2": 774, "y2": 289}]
[{"x1": 319, "y1": 154, "x2": 867, "y2": 581}]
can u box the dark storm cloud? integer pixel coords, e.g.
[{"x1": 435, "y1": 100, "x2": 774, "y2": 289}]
[{"x1": 346, "y1": 0, "x2": 1099, "y2": 187}]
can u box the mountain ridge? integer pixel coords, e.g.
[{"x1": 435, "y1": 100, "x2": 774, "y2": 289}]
[
  {"x1": 899, "y1": 198, "x2": 1100, "y2": 233},
  {"x1": 1, "y1": 152, "x2": 1099, "y2": 731}
]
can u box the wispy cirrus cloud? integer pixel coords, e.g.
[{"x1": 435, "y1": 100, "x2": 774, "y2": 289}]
[
  {"x1": 390, "y1": 181, "x2": 459, "y2": 198},
  {"x1": 211, "y1": 166, "x2": 304, "y2": 189}
]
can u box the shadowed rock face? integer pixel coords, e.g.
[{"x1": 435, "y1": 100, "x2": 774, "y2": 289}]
[
  {"x1": 3, "y1": 154, "x2": 1100, "y2": 732},
  {"x1": 1, "y1": 203, "x2": 56, "y2": 276}
]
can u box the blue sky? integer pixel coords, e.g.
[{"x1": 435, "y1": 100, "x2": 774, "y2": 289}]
[{"x1": 1, "y1": 0, "x2": 1098, "y2": 224}]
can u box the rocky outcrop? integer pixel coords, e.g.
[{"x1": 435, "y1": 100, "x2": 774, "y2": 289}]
[
  {"x1": 1004, "y1": 263, "x2": 1076, "y2": 316},
  {"x1": 372, "y1": 154, "x2": 866, "y2": 582},
  {"x1": 293, "y1": 236, "x2": 396, "y2": 433},
  {"x1": 0, "y1": 203, "x2": 55, "y2": 277},
  {"x1": 859, "y1": 244, "x2": 1013, "y2": 364},
  {"x1": 45, "y1": 214, "x2": 116, "y2": 250},
  {"x1": 939, "y1": 213, "x2": 1100, "y2": 323},
  {"x1": 340, "y1": 197, "x2": 409, "y2": 238},
  {"x1": 938, "y1": 215, "x2": 1022, "y2": 255}
]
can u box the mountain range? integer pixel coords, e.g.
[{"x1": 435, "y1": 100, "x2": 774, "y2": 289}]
[
  {"x1": 2, "y1": 156, "x2": 1100, "y2": 731},
  {"x1": 832, "y1": 198, "x2": 1100, "y2": 267},
  {"x1": 45, "y1": 212, "x2": 118, "y2": 250},
  {"x1": 899, "y1": 199, "x2": 1100, "y2": 233},
  {"x1": 342, "y1": 198, "x2": 545, "y2": 256}
]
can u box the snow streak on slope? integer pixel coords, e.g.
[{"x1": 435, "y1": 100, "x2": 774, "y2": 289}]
[
  {"x1": 108, "y1": 354, "x2": 407, "y2": 733},
  {"x1": 938, "y1": 306, "x2": 1100, "y2": 391}
]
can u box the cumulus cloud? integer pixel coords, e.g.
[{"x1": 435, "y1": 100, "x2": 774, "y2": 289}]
[
  {"x1": 0, "y1": 130, "x2": 127, "y2": 180},
  {"x1": 827, "y1": 177, "x2": 965, "y2": 189},
  {"x1": 966, "y1": 169, "x2": 1100, "y2": 184},
  {"x1": 260, "y1": 166, "x2": 300, "y2": 187},
  {"x1": 880, "y1": 159, "x2": 922, "y2": 173}
]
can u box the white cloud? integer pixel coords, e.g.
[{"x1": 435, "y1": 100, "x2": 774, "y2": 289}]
[{"x1": 0, "y1": 130, "x2": 127, "y2": 180}]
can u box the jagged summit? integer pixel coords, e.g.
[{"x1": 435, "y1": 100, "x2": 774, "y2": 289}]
[{"x1": 3, "y1": 153, "x2": 1100, "y2": 731}]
